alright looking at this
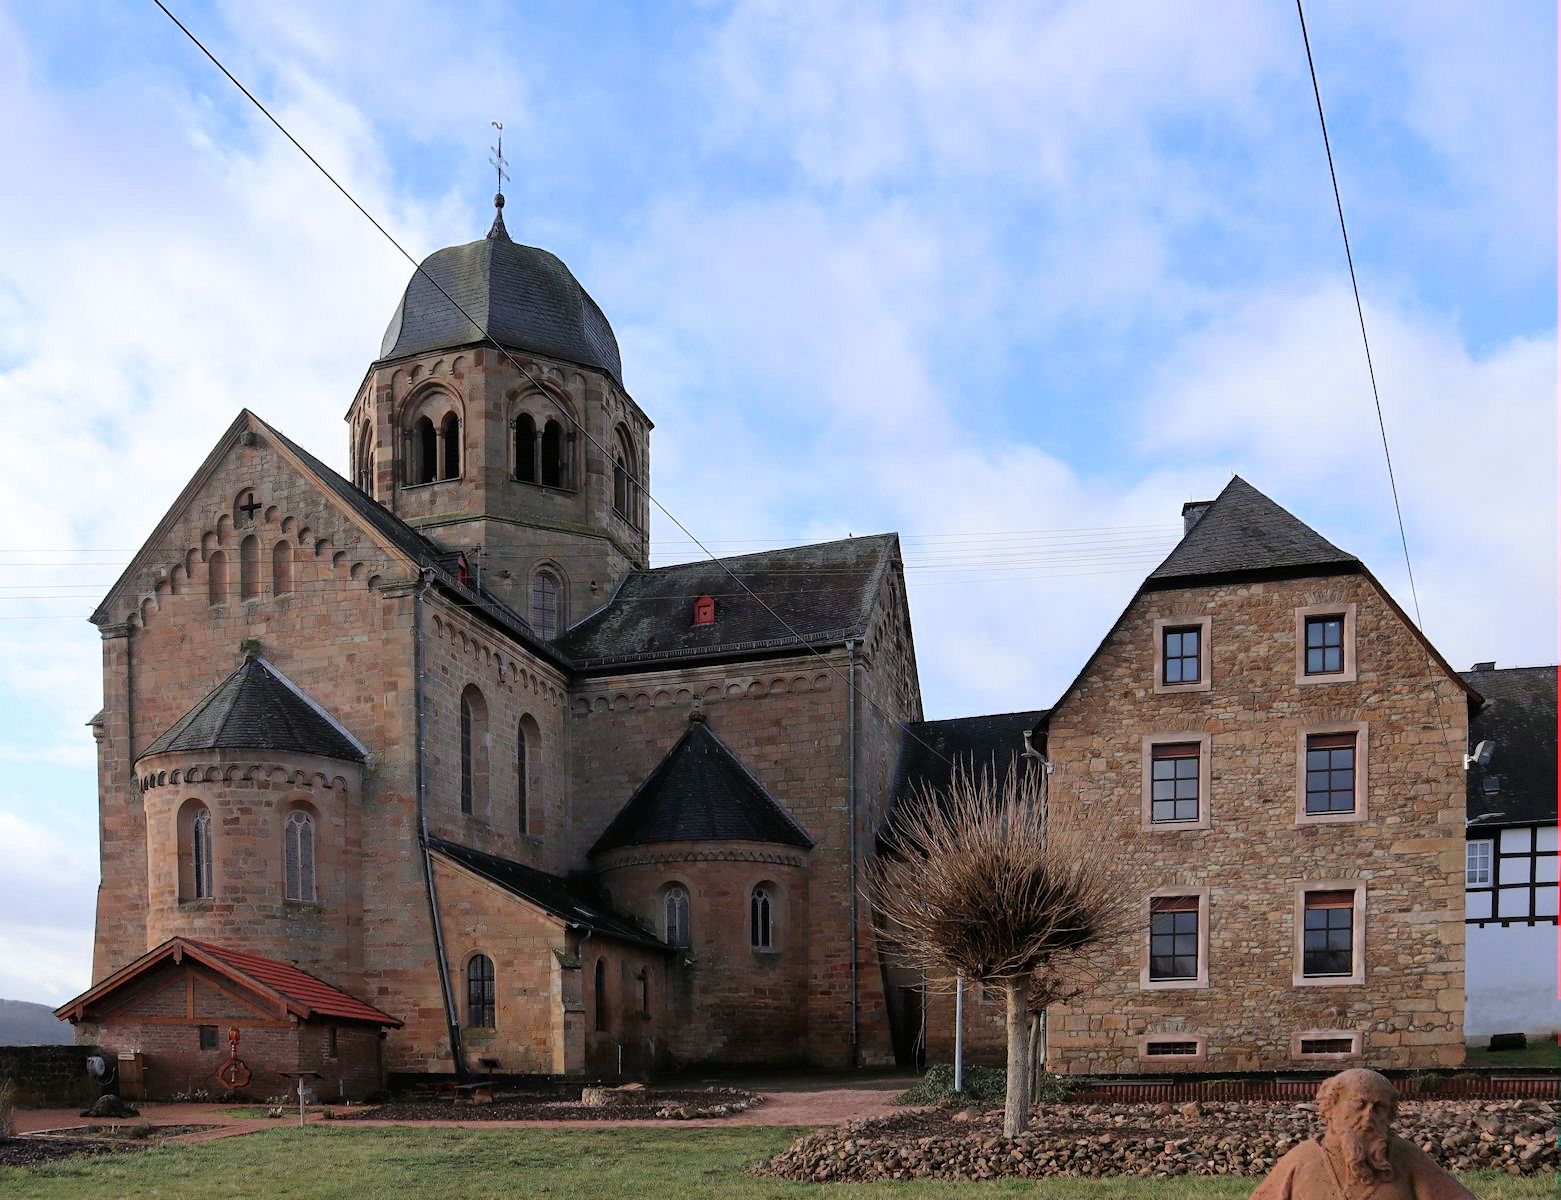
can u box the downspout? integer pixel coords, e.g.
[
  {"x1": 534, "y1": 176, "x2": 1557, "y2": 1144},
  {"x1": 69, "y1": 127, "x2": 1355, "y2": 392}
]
[
  {"x1": 415, "y1": 568, "x2": 465, "y2": 1079},
  {"x1": 846, "y1": 637, "x2": 860, "y2": 1060}
]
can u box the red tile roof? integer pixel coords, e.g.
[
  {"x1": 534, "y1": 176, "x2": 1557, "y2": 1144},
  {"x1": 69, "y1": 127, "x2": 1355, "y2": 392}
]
[
  {"x1": 189, "y1": 942, "x2": 400, "y2": 1026},
  {"x1": 55, "y1": 937, "x2": 400, "y2": 1028}
]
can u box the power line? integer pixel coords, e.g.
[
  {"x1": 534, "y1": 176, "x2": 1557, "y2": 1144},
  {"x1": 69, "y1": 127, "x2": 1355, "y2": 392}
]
[{"x1": 1294, "y1": 0, "x2": 1423, "y2": 630}]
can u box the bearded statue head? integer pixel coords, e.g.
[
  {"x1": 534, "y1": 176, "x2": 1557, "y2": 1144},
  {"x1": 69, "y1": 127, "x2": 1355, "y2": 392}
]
[{"x1": 1317, "y1": 1068, "x2": 1398, "y2": 1183}]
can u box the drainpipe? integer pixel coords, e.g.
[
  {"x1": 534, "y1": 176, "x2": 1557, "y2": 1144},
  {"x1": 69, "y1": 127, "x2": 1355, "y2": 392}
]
[
  {"x1": 415, "y1": 567, "x2": 465, "y2": 1079},
  {"x1": 846, "y1": 637, "x2": 860, "y2": 1061}
]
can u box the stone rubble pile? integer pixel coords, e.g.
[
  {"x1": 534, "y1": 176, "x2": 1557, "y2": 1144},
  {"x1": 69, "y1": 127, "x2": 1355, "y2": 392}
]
[{"x1": 755, "y1": 1099, "x2": 1558, "y2": 1183}]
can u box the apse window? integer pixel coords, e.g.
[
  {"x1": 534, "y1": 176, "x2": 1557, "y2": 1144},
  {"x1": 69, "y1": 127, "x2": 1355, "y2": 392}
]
[{"x1": 750, "y1": 886, "x2": 774, "y2": 951}]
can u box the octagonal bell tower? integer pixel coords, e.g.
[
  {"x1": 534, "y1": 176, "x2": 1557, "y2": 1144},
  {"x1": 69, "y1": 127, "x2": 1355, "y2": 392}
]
[{"x1": 345, "y1": 195, "x2": 651, "y2": 637}]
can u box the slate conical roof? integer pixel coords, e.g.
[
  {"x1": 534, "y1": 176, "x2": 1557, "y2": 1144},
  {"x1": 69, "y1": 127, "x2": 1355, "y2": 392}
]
[
  {"x1": 140, "y1": 657, "x2": 366, "y2": 762},
  {"x1": 378, "y1": 204, "x2": 623, "y2": 388},
  {"x1": 591, "y1": 719, "x2": 813, "y2": 855},
  {"x1": 1146, "y1": 475, "x2": 1358, "y2": 586}
]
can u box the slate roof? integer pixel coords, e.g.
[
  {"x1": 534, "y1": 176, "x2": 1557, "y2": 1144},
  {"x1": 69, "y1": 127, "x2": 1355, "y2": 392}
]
[
  {"x1": 426, "y1": 837, "x2": 664, "y2": 948},
  {"x1": 1463, "y1": 664, "x2": 1557, "y2": 829},
  {"x1": 1146, "y1": 476, "x2": 1359, "y2": 587},
  {"x1": 591, "y1": 719, "x2": 814, "y2": 856},
  {"x1": 556, "y1": 534, "x2": 897, "y2": 670},
  {"x1": 378, "y1": 208, "x2": 624, "y2": 388},
  {"x1": 140, "y1": 656, "x2": 365, "y2": 762},
  {"x1": 883, "y1": 710, "x2": 1047, "y2": 844},
  {"x1": 55, "y1": 936, "x2": 401, "y2": 1027}
]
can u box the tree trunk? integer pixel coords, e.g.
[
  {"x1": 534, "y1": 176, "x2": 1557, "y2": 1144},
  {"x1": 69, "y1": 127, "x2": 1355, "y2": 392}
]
[{"x1": 1002, "y1": 975, "x2": 1030, "y2": 1137}]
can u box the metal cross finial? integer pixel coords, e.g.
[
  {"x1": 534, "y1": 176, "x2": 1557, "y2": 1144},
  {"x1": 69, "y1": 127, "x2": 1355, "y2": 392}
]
[{"x1": 489, "y1": 121, "x2": 509, "y2": 198}]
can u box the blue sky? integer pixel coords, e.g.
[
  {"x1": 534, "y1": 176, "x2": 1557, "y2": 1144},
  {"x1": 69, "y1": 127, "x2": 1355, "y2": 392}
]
[{"x1": 0, "y1": 0, "x2": 1553, "y2": 1004}]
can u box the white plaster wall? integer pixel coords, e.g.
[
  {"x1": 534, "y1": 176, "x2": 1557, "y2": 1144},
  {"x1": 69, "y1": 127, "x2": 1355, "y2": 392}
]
[{"x1": 1466, "y1": 922, "x2": 1561, "y2": 1038}]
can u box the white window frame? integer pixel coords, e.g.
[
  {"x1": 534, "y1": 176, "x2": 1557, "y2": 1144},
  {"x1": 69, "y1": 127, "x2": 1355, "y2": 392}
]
[{"x1": 1466, "y1": 839, "x2": 1493, "y2": 887}]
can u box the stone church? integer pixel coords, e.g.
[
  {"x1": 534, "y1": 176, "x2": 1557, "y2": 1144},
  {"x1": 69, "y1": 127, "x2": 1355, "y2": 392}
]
[
  {"x1": 58, "y1": 197, "x2": 1474, "y2": 1097},
  {"x1": 57, "y1": 198, "x2": 922, "y2": 1098}
]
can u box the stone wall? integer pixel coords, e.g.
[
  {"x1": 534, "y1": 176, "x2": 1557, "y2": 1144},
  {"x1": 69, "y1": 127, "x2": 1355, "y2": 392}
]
[
  {"x1": 0, "y1": 1044, "x2": 103, "y2": 1108},
  {"x1": 1044, "y1": 571, "x2": 1468, "y2": 1074}
]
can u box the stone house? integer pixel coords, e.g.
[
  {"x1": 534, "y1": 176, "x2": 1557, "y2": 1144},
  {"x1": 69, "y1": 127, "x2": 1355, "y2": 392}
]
[{"x1": 897, "y1": 478, "x2": 1477, "y2": 1074}]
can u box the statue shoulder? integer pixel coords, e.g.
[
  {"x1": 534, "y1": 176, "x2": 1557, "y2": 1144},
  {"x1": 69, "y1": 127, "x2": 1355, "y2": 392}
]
[
  {"x1": 1390, "y1": 1136, "x2": 1476, "y2": 1199},
  {"x1": 1248, "y1": 1138, "x2": 1321, "y2": 1200}
]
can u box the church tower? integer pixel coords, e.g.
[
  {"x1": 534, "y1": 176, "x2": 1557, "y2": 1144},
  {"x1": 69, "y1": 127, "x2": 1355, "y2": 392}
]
[{"x1": 345, "y1": 194, "x2": 651, "y2": 637}]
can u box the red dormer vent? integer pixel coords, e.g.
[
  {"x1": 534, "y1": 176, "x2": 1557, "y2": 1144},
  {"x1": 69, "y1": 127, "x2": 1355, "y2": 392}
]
[{"x1": 692, "y1": 595, "x2": 716, "y2": 626}]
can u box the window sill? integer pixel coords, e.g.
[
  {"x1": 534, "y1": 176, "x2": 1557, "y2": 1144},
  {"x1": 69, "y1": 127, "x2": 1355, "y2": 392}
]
[
  {"x1": 1297, "y1": 672, "x2": 1356, "y2": 687},
  {"x1": 1139, "y1": 976, "x2": 1208, "y2": 991},
  {"x1": 1292, "y1": 973, "x2": 1364, "y2": 988},
  {"x1": 1153, "y1": 679, "x2": 1212, "y2": 695},
  {"x1": 514, "y1": 479, "x2": 577, "y2": 496},
  {"x1": 401, "y1": 478, "x2": 463, "y2": 492},
  {"x1": 283, "y1": 900, "x2": 323, "y2": 913},
  {"x1": 1295, "y1": 809, "x2": 1365, "y2": 827},
  {"x1": 751, "y1": 948, "x2": 781, "y2": 960},
  {"x1": 1142, "y1": 817, "x2": 1211, "y2": 833},
  {"x1": 178, "y1": 898, "x2": 215, "y2": 909}
]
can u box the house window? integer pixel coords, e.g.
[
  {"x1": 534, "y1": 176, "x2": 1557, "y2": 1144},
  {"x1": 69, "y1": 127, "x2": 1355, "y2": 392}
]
[
  {"x1": 284, "y1": 810, "x2": 316, "y2": 902},
  {"x1": 326, "y1": 1026, "x2": 339, "y2": 1058},
  {"x1": 1162, "y1": 626, "x2": 1200, "y2": 685},
  {"x1": 1305, "y1": 732, "x2": 1357, "y2": 815},
  {"x1": 1149, "y1": 896, "x2": 1199, "y2": 981},
  {"x1": 192, "y1": 807, "x2": 213, "y2": 899},
  {"x1": 1295, "y1": 603, "x2": 1357, "y2": 684},
  {"x1": 466, "y1": 954, "x2": 495, "y2": 1028},
  {"x1": 1302, "y1": 890, "x2": 1355, "y2": 978},
  {"x1": 1304, "y1": 615, "x2": 1345, "y2": 675},
  {"x1": 198, "y1": 1024, "x2": 218, "y2": 1050},
  {"x1": 530, "y1": 570, "x2": 561, "y2": 640},
  {"x1": 750, "y1": 886, "x2": 774, "y2": 951},
  {"x1": 1150, "y1": 743, "x2": 1200, "y2": 823},
  {"x1": 664, "y1": 885, "x2": 690, "y2": 948},
  {"x1": 1466, "y1": 840, "x2": 1493, "y2": 886},
  {"x1": 1300, "y1": 1037, "x2": 1354, "y2": 1055},
  {"x1": 594, "y1": 958, "x2": 608, "y2": 1032},
  {"x1": 1144, "y1": 1039, "x2": 1199, "y2": 1057},
  {"x1": 1137, "y1": 1034, "x2": 1206, "y2": 1062}
]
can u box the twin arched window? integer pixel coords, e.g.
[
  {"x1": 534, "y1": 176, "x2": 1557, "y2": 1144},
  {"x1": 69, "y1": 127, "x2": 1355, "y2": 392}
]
[
  {"x1": 515, "y1": 415, "x2": 568, "y2": 487},
  {"x1": 612, "y1": 427, "x2": 638, "y2": 525},
  {"x1": 284, "y1": 810, "x2": 316, "y2": 902},
  {"x1": 411, "y1": 411, "x2": 461, "y2": 484},
  {"x1": 466, "y1": 954, "x2": 496, "y2": 1028},
  {"x1": 664, "y1": 886, "x2": 690, "y2": 948}
]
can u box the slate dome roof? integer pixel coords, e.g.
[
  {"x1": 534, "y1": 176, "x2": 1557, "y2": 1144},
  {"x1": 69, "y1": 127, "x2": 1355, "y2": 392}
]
[{"x1": 378, "y1": 202, "x2": 624, "y2": 388}]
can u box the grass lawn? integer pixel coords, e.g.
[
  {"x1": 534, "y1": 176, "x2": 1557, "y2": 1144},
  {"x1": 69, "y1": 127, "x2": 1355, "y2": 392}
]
[
  {"x1": 1464, "y1": 1039, "x2": 1559, "y2": 1069},
  {"x1": 2, "y1": 1126, "x2": 1553, "y2": 1199}
]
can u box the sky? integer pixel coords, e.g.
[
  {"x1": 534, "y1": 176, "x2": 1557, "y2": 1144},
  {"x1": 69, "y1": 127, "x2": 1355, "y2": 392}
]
[{"x1": 0, "y1": 0, "x2": 1553, "y2": 1006}]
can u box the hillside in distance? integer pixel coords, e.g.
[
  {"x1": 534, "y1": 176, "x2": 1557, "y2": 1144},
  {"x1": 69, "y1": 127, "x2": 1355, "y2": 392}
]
[{"x1": 0, "y1": 998, "x2": 73, "y2": 1045}]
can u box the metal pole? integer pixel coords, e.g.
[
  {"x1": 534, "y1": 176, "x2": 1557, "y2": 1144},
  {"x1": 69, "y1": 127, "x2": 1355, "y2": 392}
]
[
  {"x1": 298, "y1": 1078, "x2": 305, "y2": 1128},
  {"x1": 954, "y1": 975, "x2": 965, "y2": 1093}
]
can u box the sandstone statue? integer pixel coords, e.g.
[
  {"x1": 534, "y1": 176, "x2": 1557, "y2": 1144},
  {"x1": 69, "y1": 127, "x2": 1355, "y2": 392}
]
[{"x1": 1251, "y1": 1069, "x2": 1473, "y2": 1199}]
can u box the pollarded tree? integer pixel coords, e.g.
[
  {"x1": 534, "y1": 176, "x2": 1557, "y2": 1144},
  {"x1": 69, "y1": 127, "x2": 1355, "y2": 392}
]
[{"x1": 868, "y1": 762, "x2": 1133, "y2": 1137}]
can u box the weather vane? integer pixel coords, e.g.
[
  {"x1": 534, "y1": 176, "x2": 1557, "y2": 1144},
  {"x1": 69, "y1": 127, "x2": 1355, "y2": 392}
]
[{"x1": 489, "y1": 120, "x2": 509, "y2": 200}]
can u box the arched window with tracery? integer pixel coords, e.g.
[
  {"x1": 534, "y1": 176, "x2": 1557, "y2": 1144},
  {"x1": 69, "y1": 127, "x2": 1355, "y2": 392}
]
[
  {"x1": 460, "y1": 685, "x2": 489, "y2": 817},
  {"x1": 440, "y1": 412, "x2": 461, "y2": 479},
  {"x1": 284, "y1": 809, "x2": 316, "y2": 902},
  {"x1": 612, "y1": 427, "x2": 637, "y2": 523},
  {"x1": 271, "y1": 540, "x2": 293, "y2": 597},
  {"x1": 466, "y1": 954, "x2": 496, "y2": 1028},
  {"x1": 530, "y1": 569, "x2": 562, "y2": 640},
  {"x1": 187, "y1": 805, "x2": 213, "y2": 900},
  {"x1": 750, "y1": 885, "x2": 773, "y2": 951},
  {"x1": 541, "y1": 419, "x2": 565, "y2": 487},
  {"x1": 514, "y1": 414, "x2": 537, "y2": 483},
  {"x1": 664, "y1": 885, "x2": 690, "y2": 948},
  {"x1": 412, "y1": 416, "x2": 438, "y2": 484},
  {"x1": 593, "y1": 958, "x2": 608, "y2": 1032},
  {"x1": 208, "y1": 551, "x2": 229, "y2": 606}
]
